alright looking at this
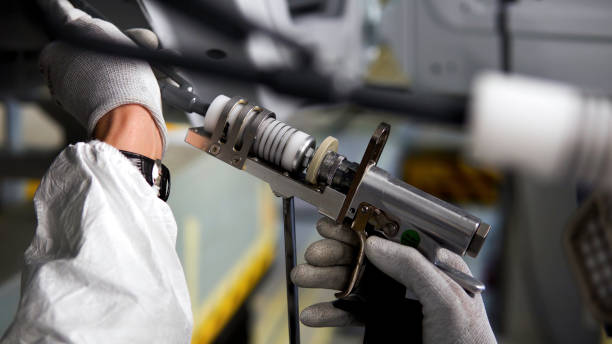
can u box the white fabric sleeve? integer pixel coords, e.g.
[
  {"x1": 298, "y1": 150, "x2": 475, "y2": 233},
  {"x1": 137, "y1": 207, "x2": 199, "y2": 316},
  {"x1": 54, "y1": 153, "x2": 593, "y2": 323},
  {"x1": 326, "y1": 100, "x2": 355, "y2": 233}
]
[{"x1": 0, "y1": 141, "x2": 193, "y2": 344}]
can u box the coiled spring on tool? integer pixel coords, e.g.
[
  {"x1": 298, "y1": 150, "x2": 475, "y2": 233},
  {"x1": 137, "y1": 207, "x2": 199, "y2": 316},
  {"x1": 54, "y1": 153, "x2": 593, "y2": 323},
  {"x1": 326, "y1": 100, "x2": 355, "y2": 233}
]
[
  {"x1": 254, "y1": 118, "x2": 300, "y2": 168},
  {"x1": 203, "y1": 95, "x2": 316, "y2": 173}
]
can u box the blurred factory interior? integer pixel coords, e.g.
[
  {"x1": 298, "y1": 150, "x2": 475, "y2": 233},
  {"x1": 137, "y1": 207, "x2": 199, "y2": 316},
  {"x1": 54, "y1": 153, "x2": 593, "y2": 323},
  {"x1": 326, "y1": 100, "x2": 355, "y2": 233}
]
[{"x1": 1, "y1": 0, "x2": 612, "y2": 343}]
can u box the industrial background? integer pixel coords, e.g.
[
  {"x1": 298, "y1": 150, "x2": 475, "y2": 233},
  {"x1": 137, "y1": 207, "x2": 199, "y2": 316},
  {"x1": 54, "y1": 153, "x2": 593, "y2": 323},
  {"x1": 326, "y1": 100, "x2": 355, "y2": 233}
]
[{"x1": 1, "y1": 0, "x2": 611, "y2": 343}]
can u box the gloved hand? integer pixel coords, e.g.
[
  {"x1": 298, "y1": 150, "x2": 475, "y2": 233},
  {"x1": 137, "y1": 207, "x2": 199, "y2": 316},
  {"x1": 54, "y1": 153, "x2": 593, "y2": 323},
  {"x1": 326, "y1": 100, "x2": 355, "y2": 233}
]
[
  {"x1": 291, "y1": 217, "x2": 497, "y2": 344},
  {"x1": 38, "y1": 0, "x2": 167, "y2": 152}
]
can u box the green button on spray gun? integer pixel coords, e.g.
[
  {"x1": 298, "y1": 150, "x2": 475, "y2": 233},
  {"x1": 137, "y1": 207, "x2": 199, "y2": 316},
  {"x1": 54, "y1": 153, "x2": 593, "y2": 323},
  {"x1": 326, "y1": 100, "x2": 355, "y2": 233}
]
[{"x1": 401, "y1": 229, "x2": 421, "y2": 248}]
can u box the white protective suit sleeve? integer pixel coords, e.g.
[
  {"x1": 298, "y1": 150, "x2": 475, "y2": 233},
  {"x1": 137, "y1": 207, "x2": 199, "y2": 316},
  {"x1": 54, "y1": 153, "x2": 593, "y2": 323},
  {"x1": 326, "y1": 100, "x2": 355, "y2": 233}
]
[{"x1": 0, "y1": 141, "x2": 193, "y2": 343}]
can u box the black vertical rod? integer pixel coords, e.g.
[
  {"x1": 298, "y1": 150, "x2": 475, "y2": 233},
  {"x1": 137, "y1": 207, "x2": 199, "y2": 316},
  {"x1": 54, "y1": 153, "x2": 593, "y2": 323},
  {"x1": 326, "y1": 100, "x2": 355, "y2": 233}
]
[
  {"x1": 496, "y1": 0, "x2": 514, "y2": 73},
  {"x1": 283, "y1": 197, "x2": 300, "y2": 344}
]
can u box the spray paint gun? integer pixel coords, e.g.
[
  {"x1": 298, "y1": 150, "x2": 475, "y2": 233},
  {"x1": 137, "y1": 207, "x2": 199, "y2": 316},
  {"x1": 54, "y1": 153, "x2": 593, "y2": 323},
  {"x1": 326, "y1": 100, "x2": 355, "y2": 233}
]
[
  {"x1": 117, "y1": 26, "x2": 491, "y2": 342},
  {"x1": 120, "y1": 30, "x2": 491, "y2": 293},
  {"x1": 178, "y1": 94, "x2": 491, "y2": 342},
  {"x1": 185, "y1": 94, "x2": 490, "y2": 290},
  {"x1": 128, "y1": 34, "x2": 491, "y2": 337},
  {"x1": 51, "y1": 1, "x2": 490, "y2": 341}
]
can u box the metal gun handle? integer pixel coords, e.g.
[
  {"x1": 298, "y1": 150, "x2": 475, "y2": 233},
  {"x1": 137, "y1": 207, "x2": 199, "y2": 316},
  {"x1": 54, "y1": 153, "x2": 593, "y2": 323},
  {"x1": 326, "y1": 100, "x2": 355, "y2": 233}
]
[
  {"x1": 334, "y1": 204, "x2": 370, "y2": 299},
  {"x1": 332, "y1": 228, "x2": 423, "y2": 343}
]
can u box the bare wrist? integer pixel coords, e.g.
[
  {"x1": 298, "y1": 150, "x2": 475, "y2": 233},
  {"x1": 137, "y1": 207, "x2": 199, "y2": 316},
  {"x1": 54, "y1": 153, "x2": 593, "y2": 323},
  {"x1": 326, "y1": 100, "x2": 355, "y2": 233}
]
[{"x1": 93, "y1": 104, "x2": 164, "y2": 160}]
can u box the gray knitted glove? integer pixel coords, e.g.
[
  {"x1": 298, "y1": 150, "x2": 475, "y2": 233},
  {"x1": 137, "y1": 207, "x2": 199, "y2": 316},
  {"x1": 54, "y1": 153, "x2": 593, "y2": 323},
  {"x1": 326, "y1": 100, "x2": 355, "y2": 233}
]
[
  {"x1": 38, "y1": 0, "x2": 167, "y2": 151},
  {"x1": 291, "y1": 217, "x2": 497, "y2": 344},
  {"x1": 291, "y1": 217, "x2": 361, "y2": 327}
]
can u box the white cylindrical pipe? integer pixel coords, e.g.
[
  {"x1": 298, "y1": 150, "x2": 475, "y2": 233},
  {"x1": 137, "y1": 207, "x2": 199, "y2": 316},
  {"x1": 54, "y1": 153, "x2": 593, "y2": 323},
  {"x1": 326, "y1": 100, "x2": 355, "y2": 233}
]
[
  {"x1": 468, "y1": 72, "x2": 612, "y2": 188},
  {"x1": 468, "y1": 72, "x2": 582, "y2": 179}
]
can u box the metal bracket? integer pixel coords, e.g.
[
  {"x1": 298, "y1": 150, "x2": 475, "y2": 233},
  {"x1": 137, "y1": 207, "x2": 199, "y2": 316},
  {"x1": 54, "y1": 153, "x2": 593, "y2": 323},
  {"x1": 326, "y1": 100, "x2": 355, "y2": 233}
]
[
  {"x1": 328, "y1": 122, "x2": 391, "y2": 298},
  {"x1": 336, "y1": 123, "x2": 390, "y2": 222},
  {"x1": 185, "y1": 96, "x2": 275, "y2": 169},
  {"x1": 244, "y1": 159, "x2": 345, "y2": 219}
]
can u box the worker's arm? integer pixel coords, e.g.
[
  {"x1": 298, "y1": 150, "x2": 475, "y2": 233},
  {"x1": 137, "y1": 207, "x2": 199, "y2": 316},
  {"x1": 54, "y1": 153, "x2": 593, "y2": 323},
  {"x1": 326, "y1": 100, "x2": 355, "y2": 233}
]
[
  {"x1": 93, "y1": 104, "x2": 164, "y2": 160},
  {"x1": 1, "y1": 140, "x2": 192, "y2": 343},
  {"x1": 1, "y1": 1, "x2": 192, "y2": 342}
]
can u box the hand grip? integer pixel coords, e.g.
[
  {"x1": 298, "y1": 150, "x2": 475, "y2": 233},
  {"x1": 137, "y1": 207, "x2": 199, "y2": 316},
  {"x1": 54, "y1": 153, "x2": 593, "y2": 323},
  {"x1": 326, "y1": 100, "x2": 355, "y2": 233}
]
[
  {"x1": 333, "y1": 257, "x2": 423, "y2": 343},
  {"x1": 334, "y1": 203, "x2": 423, "y2": 343}
]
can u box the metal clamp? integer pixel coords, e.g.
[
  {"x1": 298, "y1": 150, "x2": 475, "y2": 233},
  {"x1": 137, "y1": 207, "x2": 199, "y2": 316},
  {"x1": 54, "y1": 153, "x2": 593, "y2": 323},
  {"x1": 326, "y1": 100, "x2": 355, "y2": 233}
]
[{"x1": 204, "y1": 96, "x2": 275, "y2": 169}]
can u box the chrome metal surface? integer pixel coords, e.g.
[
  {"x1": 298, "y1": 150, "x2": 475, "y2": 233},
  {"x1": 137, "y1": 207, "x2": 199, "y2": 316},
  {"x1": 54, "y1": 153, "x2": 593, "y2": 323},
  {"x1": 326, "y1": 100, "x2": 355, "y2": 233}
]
[
  {"x1": 159, "y1": 81, "x2": 208, "y2": 114},
  {"x1": 349, "y1": 165, "x2": 488, "y2": 256},
  {"x1": 290, "y1": 135, "x2": 316, "y2": 172},
  {"x1": 187, "y1": 117, "x2": 491, "y2": 297},
  {"x1": 317, "y1": 151, "x2": 345, "y2": 186},
  {"x1": 337, "y1": 123, "x2": 390, "y2": 222},
  {"x1": 435, "y1": 260, "x2": 486, "y2": 294},
  {"x1": 209, "y1": 96, "x2": 246, "y2": 146},
  {"x1": 207, "y1": 96, "x2": 254, "y2": 167},
  {"x1": 417, "y1": 231, "x2": 485, "y2": 294},
  {"x1": 466, "y1": 222, "x2": 491, "y2": 257},
  {"x1": 243, "y1": 158, "x2": 345, "y2": 219},
  {"x1": 370, "y1": 208, "x2": 399, "y2": 238},
  {"x1": 223, "y1": 103, "x2": 258, "y2": 166}
]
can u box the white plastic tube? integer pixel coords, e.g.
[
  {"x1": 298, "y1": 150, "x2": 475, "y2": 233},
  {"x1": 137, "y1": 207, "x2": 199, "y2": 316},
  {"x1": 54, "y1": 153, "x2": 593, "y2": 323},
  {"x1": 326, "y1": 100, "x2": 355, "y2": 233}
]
[{"x1": 468, "y1": 72, "x2": 612, "y2": 187}]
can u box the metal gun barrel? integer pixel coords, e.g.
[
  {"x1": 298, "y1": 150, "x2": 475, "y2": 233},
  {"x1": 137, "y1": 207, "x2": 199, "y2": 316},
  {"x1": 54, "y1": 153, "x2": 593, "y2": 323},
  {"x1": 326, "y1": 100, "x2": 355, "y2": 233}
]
[{"x1": 350, "y1": 166, "x2": 490, "y2": 257}]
